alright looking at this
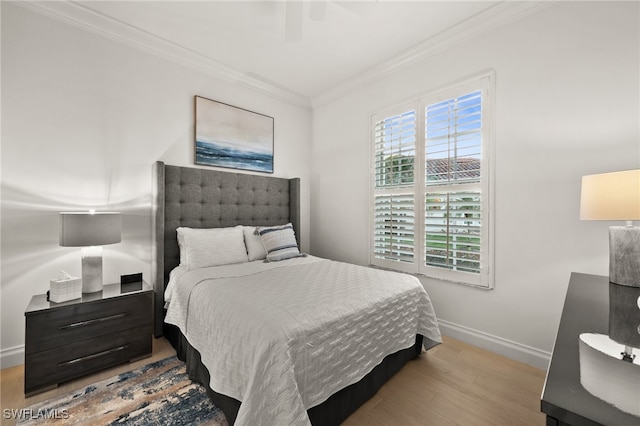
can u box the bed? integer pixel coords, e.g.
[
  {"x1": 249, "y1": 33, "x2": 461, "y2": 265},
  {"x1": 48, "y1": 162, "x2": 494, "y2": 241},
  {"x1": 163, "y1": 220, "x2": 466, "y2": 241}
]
[{"x1": 151, "y1": 161, "x2": 442, "y2": 425}]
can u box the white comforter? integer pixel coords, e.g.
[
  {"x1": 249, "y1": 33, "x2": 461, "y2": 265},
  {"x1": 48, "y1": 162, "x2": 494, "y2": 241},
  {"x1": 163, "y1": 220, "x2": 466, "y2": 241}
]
[{"x1": 165, "y1": 256, "x2": 441, "y2": 426}]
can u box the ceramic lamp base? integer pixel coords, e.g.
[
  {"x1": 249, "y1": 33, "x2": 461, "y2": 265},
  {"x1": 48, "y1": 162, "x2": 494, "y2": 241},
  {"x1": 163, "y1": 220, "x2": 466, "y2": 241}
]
[
  {"x1": 609, "y1": 282, "x2": 640, "y2": 349},
  {"x1": 609, "y1": 226, "x2": 640, "y2": 287},
  {"x1": 81, "y1": 246, "x2": 103, "y2": 293}
]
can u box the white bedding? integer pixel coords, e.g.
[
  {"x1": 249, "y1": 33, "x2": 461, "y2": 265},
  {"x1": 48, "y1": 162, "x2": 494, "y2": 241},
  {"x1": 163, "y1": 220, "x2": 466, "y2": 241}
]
[{"x1": 164, "y1": 256, "x2": 441, "y2": 426}]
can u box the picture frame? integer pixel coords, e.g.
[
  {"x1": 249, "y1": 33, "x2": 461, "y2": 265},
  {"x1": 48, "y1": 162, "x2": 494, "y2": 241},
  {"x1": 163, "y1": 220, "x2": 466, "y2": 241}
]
[{"x1": 195, "y1": 96, "x2": 274, "y2": 173}]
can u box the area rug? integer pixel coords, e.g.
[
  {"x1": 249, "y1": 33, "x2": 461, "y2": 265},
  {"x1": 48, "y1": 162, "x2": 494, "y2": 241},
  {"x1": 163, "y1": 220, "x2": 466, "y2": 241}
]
[{"x1": 17, "y1": 356, "x2": 228, "y2": 425}]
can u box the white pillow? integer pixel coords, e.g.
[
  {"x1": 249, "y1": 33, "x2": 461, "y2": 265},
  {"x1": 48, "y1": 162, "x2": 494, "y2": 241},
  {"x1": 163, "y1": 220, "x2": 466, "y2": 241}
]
[
  {"x1": 256, "y1": 223, "x2": 303, "y2": 262},
  {"x1": 243, "y1": 226, "x2": 267, "y2": 261},
  {"x1": 176, "y1": 226, "x2": 248, "y2": 269}
]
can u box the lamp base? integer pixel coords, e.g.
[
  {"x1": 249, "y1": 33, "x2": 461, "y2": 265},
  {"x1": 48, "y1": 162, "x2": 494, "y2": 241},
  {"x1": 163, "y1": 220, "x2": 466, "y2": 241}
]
[
  {"x1": 609, "y1": 282, "x2": 640, "y2": 349},
  {"x1": 81, "y1": 246, "x2": 103, "y2": 293},
  {"x1": 609, "y1": 225, "x2": 640, "y2": 287}
]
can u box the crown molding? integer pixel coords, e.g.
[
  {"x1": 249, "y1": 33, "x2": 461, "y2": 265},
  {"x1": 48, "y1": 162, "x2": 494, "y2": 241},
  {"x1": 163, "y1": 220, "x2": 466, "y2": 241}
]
[
  {"x1": 12, "y1": 0, "x2": 555, "y2": 111},
  {"x1": 310, "y1": 0, "x2": 557, "y2": 108},
  {"x1": 11, "y1": 0, "x2": 312, "y2": 110}
]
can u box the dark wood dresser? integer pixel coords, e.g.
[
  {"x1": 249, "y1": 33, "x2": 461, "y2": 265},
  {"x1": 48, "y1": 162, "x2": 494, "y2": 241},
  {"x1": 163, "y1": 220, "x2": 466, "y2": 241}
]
[
  {"x1": 24, "y1": 281, "x2": 153, "y2": 396},
  {"x1": 541, "y1": 272, "x2": 639, "y2": 425}
]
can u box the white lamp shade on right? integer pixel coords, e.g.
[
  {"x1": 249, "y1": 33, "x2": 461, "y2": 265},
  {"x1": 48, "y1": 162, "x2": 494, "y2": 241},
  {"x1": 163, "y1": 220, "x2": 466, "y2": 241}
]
[{"x1": 580, "y1": 169, "x2": 640, "y2": 221}]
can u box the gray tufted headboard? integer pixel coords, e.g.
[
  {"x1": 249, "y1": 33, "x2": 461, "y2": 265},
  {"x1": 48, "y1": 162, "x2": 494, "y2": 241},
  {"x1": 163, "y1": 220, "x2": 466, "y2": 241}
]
[{"x1": 151, "y1": 161, "x2": 301, "y2": 337}]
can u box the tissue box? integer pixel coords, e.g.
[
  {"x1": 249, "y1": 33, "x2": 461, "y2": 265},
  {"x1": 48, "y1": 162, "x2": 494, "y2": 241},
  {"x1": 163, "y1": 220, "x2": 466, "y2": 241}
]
[{"x1": 49, "y1": 277, "x2": 82, "y2": 303}]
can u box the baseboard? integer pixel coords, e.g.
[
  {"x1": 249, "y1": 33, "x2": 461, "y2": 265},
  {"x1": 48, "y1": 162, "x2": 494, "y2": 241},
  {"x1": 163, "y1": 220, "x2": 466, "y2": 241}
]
[
  {"x1": 1, "y1": 344, "x2": 24, "y2": 369},
  {"x1": 438, "y1": 319, "x2": 551, "y2": 370}
]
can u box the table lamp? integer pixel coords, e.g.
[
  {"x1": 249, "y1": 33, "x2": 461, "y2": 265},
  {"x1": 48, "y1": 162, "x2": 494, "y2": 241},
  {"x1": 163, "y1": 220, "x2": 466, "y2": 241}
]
[
  {"x1": 59, "y1": 211, "x2": 121, "y2": 293},
  {"x1": 580, "y1": 169, "x2": 640, "y2": 362}
]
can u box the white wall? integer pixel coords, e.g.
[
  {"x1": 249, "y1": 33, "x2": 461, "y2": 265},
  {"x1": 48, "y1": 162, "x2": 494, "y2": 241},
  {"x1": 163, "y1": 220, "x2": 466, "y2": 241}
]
[
  {"x1": 311, "y1": 1, "x2": 640, "y2": 368},
  {"x1": 1, "y1": 3, "x2": 311, "y2": 367}
]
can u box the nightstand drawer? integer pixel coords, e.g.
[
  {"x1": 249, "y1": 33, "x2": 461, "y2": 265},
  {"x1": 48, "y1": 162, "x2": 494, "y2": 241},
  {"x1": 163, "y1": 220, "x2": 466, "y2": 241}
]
[
  {"x1": 26, "y1": 292, "x2": 152, "y2": 354},
  {"x1": 24, "y1": 326, "x2": 151, "y2": 395}
]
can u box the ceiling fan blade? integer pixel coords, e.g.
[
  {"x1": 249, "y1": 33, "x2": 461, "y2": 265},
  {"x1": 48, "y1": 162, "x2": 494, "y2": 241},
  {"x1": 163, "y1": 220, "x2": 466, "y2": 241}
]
[{"x1": 285, "y1": 0, "x2": 303, "y2": 42}]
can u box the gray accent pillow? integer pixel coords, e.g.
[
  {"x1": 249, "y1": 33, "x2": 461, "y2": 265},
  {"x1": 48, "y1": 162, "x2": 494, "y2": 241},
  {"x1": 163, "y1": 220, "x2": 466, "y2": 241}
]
[{"x1": 256, "y1": 223, "x2": 303, "y2": 262}]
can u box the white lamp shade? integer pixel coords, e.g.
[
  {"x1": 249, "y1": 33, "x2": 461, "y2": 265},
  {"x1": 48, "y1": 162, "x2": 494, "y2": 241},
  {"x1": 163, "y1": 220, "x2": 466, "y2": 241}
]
[
  {"x1": 580, "y1": 169, "x2": 640, "y2": 221},
  {"x1": 59, "y1": 212, "x2": 122, "y2": 247}
]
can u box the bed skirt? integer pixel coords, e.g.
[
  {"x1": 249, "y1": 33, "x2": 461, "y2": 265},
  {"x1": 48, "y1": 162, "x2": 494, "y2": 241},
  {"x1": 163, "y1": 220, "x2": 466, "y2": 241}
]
[{"x1": 164, "y1": 324, "x2": 425, "y2": 425}]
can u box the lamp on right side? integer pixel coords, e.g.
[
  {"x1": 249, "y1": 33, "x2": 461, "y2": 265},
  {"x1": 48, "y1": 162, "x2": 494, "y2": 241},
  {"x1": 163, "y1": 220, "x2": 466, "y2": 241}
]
[{"x1": 580, "y1": 169, "x2": 640, "y2": 362}]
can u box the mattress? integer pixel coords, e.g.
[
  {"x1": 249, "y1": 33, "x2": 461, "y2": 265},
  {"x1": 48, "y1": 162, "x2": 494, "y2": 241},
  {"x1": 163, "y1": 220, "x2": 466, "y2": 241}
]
[{"x1": 165, "y1": 255, "x2": 441, "y2": 426}]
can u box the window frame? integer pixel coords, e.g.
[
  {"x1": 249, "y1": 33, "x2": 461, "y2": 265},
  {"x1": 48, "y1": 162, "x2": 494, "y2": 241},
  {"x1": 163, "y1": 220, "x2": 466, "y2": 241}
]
[{"x1": 369, "y1": 72, "x2": 495, "y2": 289}]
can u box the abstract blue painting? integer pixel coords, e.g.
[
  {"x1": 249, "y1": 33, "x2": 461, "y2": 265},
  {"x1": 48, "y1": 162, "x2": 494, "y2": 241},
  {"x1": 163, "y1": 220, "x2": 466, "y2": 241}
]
[{"x1": 195, "y1": 96, "x2": 274, "y2": 173}]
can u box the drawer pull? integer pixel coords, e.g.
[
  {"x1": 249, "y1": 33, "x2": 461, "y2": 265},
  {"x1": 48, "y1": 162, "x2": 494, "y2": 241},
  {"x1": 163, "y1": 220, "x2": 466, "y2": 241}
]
[
  {"x1": 58, "y1": 313, "x2": 128, "y2": 330},
  {"x1": 58, "y1": 345, "x2": 130, "y2": 367}
]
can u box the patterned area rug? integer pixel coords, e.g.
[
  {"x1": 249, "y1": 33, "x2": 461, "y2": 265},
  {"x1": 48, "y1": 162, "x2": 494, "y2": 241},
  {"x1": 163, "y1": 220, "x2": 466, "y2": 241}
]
[{"x1": 17, "y1": 356, "x2": 228, "y2": 425}]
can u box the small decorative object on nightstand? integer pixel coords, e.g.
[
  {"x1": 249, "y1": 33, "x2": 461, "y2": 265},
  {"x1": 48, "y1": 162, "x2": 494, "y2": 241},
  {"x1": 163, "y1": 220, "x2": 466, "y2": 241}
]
[
  {"x1": 24, "y1": 281, "x2": 153, "y2": 396},
  {"x1": 49, "y1": 270, "x2": 82, "y2": 303}
]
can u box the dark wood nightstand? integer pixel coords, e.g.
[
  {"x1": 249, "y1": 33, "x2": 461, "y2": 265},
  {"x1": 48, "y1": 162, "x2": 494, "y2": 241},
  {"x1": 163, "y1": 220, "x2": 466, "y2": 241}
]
[
  {"x1": 541, "y1": 273, "x2": 639, "y2": 425},
  {"x1": 24, "y1": 281, "x2": 153, "y2": 396}
]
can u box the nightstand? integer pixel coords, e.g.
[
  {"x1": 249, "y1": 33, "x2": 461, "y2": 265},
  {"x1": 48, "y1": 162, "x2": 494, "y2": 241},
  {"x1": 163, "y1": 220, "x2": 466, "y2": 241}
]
[
  {"x1": 24, "y1": 281, "x2": 153, "y2": 396},
  {"x1": 541, "y1": 273, "x2": 639, "y2": 425}
]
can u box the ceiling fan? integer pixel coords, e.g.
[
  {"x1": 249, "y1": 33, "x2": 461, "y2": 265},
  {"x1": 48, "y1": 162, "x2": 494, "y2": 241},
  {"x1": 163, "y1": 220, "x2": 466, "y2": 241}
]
[{"x1": 285, "y1": 0, "x2": 379, "y2": 42}]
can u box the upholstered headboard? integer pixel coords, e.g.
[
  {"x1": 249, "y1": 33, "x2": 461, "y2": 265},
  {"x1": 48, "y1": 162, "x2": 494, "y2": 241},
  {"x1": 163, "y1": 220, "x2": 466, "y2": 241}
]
[{"x1": 151, "y1": 161, "x2": 301, "y2": 337}]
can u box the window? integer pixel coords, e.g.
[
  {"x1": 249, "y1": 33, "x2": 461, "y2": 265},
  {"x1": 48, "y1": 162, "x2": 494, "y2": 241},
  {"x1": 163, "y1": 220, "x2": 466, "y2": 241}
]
[{"x1": 370, "y1": 73, "x2": 494, "y2": 288}]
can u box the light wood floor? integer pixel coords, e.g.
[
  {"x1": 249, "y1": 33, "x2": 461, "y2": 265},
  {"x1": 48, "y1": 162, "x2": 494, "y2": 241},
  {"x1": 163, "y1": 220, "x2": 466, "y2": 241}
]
[
  {"x1": 343, "y1": 336, "x2": 546, "y2": 425},
  {"x1": 1, "y1": 336, "x2": 546, "y2": 425}
]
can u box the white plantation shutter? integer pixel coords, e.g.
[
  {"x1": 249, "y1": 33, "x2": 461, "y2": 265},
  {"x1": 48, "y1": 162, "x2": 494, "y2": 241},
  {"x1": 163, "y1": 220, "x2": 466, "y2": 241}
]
[
  {"x1": 423, "y1": 89, "x2": 485, "y2": 284},
  {"x1": 425, "y1": 191, "x2": 481, "y2": 274},
  {"x1": 373, "y1": 110, "x2": 416, "y2": 187},
  {"x1": 373, "y1": 193, "x2": 415, "y2": 264},
  {"x1": 425, "y1": 91, "x2": 482, "y2": 185},
  {"x1": 370, "y1": 73, "x2": 493, "y2": 288},
  {"x1": 372, "y1": 108, "x2": 417, "y2": 272}
]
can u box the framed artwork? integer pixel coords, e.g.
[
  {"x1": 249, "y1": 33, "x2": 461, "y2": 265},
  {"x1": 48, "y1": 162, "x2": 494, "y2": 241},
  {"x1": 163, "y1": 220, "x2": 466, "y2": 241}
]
[{"x1": 195, "y1": 96, "x2": 274, "y2": 173}]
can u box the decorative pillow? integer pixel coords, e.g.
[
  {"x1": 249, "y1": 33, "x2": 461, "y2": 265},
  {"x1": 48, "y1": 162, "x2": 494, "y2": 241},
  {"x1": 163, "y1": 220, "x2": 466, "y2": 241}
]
[
  {"x1": 243, "y1": 226, "x2": 267, "y2": 261},
  {"x1": 176, "y1": 226, "x2": 248, "y2": 269},
  {"x1": 256, "y1": 223, "x2": 303, "y2": 262}
]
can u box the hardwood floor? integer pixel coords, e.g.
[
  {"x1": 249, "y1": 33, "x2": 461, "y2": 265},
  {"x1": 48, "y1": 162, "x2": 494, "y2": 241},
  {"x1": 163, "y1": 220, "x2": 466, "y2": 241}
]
[
  {"x1": 344, "y1": 336, "x2": 546, "y2": 425},
  {"x1": 1, "y1": 336, "x2": 546, "y2": 425}
]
